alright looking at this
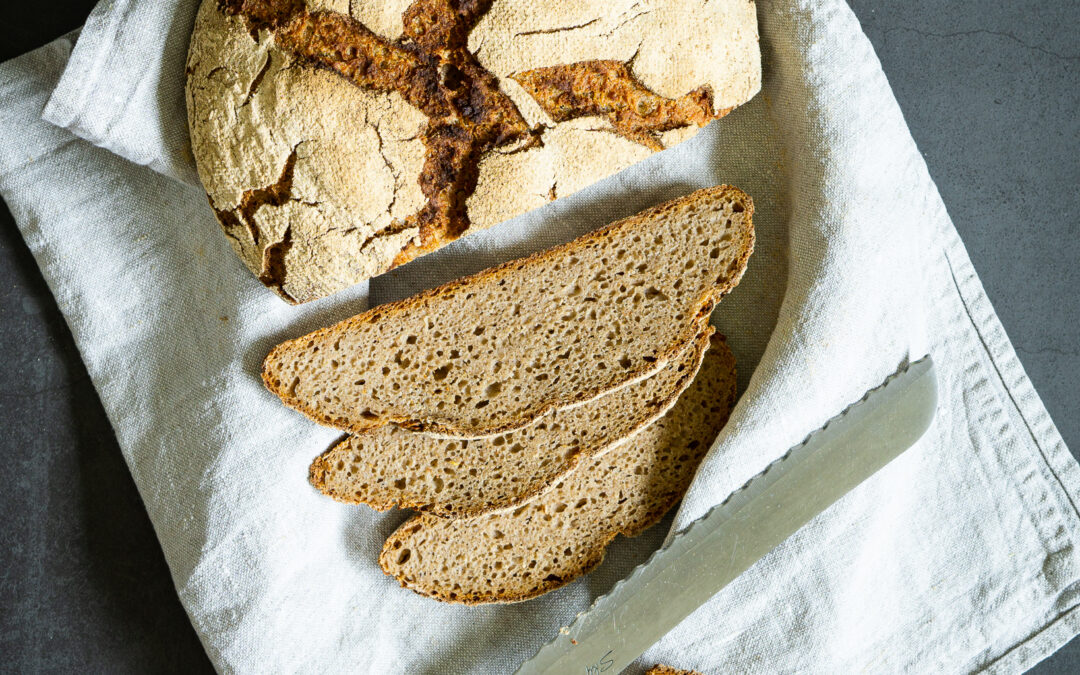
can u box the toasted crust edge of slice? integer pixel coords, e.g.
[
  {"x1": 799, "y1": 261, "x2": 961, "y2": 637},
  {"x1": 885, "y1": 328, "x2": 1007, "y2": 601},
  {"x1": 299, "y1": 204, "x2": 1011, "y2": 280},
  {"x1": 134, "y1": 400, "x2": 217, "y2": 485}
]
[
  {"x1": 308, "y1": 327, "x2": 715, "y2": 518},
  {"x1": 262, "y1": 185, "x2": 753, "y2": 438},
  {"x1": 378, "y1": 334, "x2": 737, "y2": 604}
]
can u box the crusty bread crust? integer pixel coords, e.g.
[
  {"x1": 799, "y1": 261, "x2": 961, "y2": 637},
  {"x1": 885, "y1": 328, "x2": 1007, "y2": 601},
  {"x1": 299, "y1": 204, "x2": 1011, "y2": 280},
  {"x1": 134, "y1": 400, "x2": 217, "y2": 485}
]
[
  {"x1": 309, "y1": 328, "x2": 713, "y2": 518},
  {"x1": 186, "y1": 0, "x2": 761, "y2": 302},
  {"x1": 262, "y1": 184, "x2": 753, "y2": 439},
  {"x1": 378, "y1": 335, "x2": 736, "y2": 604}
]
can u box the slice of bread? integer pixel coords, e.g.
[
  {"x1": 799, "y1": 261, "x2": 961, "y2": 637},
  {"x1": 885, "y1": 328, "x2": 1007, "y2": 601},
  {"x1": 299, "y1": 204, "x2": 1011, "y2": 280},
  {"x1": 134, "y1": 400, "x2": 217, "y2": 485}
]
[
  {"x1": 379, "y1": 335, "x2": 736, "y2": 604},
  {"x1": 309, "y1": 329, "x2": 712, "y2": 518},
  {"x1": 646, "y1": 666, "x2": 703, "y2": 675},
  {"x1": 263, "y1": 185, "x2": 752, "y2": 438}
]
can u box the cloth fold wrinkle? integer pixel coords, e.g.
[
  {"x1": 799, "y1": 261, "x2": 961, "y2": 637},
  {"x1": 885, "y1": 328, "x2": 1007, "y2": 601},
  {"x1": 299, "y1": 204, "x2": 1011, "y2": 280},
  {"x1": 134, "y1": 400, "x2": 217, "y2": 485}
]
[{"x1": 43, "y1": 0, "x2": 202, "y2": 184}]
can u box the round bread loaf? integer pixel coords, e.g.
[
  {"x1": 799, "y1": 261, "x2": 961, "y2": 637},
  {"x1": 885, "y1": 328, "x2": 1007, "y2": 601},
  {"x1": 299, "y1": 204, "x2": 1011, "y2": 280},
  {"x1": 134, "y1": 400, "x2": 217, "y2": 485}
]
[{"x1": 185, "y1": 0, "x2": 761, "y2": 302}]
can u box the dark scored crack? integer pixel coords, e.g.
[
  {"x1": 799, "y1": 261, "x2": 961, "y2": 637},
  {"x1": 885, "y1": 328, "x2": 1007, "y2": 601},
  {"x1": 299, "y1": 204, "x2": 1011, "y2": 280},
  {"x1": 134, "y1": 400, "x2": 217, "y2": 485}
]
[
  {"x1": 512, "y1": 60, "x2": 721, "y2": 151},
  {"x1": 369, "y1": 120, "x2": 402, "y2": 212},
  {"x1": 214, "y1": 204, "x2": 247, "y2": 249},
  {"x1": 243, "y1": 145, "x2": 299, "y2": 239},
  {"x1": 241, "y1": 51, "x2": 273, "y2": 107},
  {"x1": 514, "y1": 18, "x2": 599, "y2": 37},
  {"x1": 212, "y1": 143, "x2": 299, "y2": 247},
  {"x1": 259, "y1": 224, "x2": 296, "y2": 302},
  {"x1": 213, "y1": 0, "x2": 720, "y2": 279},
  {"x1": 212, "y1": 204, "x2": 254, "y2": 245},
  {"x1": 218, "y1": 0, "x2": 541, "y2": 270}
]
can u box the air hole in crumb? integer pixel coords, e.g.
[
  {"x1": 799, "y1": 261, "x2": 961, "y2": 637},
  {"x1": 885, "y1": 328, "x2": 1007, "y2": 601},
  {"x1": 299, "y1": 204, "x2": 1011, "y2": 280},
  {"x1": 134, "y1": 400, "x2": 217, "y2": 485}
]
[{"x1": 433, "y1": 365, "x2": 452, "y2": 381}]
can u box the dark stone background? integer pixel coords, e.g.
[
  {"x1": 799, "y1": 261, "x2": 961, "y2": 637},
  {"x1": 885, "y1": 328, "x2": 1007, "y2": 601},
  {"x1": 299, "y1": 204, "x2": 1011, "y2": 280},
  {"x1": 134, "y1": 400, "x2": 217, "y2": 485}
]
[{"x1": 0, "y1": 1, "x2": 1076, "y2": 672}]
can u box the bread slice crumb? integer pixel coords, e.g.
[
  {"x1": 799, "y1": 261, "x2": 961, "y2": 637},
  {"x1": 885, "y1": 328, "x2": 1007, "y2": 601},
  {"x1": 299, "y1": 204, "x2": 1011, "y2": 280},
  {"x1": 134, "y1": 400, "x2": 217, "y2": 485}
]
[
  {"x1": 379, "y1": 335, "x2": 736, "y2": 603},
  {"x1": 263, "y1": 185, "x2": 753, "y2": 438},
  {"x1": 310, "y1": 329, "x2": 713, "y2": 518}
]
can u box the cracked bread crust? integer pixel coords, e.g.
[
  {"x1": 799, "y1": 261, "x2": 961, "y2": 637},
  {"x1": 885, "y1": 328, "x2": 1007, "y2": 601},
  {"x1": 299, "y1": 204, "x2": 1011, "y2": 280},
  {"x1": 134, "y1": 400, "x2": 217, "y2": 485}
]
[{"x1": 186, "y1": 0, "x2": 760, "y2": 303}]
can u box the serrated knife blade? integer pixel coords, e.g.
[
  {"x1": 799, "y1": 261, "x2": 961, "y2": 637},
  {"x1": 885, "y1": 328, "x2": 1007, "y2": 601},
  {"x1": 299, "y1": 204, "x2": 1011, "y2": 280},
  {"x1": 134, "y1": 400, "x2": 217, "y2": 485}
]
[{"x1": 515, "y1": 356, "x2": 937, "y2": 675}]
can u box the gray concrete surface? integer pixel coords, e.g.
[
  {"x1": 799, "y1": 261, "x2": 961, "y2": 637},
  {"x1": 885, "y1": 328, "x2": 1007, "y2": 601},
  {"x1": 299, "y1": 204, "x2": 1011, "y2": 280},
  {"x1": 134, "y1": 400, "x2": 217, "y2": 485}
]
[{"x1": 0, "y1": 1, "x2": 1076, "y2": 672}]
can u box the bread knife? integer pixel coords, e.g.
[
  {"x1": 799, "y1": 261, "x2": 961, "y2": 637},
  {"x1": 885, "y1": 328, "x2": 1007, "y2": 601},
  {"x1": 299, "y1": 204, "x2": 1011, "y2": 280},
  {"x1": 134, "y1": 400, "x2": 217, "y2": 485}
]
[{"x1": 515, "y1": 355, "x2": 937, "y2": 675}]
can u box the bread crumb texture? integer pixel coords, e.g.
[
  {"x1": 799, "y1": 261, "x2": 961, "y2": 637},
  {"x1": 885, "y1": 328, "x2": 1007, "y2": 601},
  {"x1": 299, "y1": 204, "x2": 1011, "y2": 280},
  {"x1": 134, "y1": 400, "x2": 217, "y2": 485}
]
[
  {"x1": 379, "y1": 335, "x2": 736, "y2": 603},
  {"x1": 186, "y1": 0, "x2": 761, "y2": 302},
  {"x1": 310, "y1": 329, "x2": 712, "y2": 518},
  {"x1": 262, "y1": 185, "x2": 753, "y2": 438}
]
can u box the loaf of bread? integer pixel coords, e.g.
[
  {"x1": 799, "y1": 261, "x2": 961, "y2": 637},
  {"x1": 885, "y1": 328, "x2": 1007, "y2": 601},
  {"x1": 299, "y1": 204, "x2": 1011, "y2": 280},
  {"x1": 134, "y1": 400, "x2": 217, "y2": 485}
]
[
  {"x1": 309, "y1": 329, "x2": 712, "y2": 518},
  {"x1": 262, "y1": 185, "x2": 753, "y2": 438},
  {"x1": 379, "y1": 335, "x2": 735, "y2": 603},
  {"x1": 185, "y1": 0, "x2": 761, "y2": 302}
]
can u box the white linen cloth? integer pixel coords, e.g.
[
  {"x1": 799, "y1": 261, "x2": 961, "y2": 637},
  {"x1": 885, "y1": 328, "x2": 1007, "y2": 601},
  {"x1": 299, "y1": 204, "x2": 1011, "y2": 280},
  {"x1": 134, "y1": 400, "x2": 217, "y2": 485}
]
[{"x1": 2, "y1": 0, "x2": 1078, "y2": 672}]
